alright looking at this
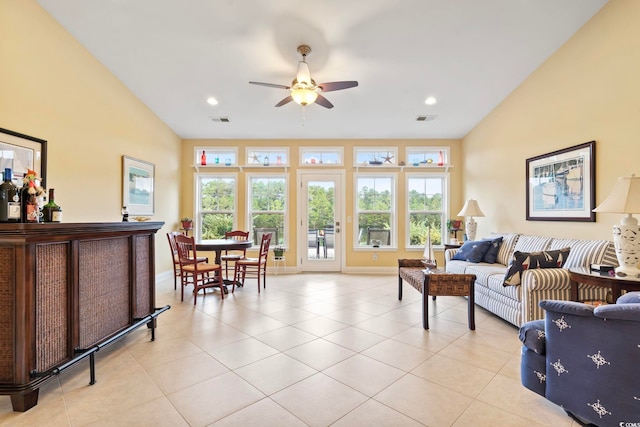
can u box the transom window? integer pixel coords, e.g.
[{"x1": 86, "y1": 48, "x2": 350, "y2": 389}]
[
  {"x1": 355, "y1": 174, "x2": 396, "y2": 247},
  {"x1": 407, "y1": 174, "x2": 448, "y2": 247},
  {"x1": 196, "y1": 173, "x2": 237, "y2": 240}
]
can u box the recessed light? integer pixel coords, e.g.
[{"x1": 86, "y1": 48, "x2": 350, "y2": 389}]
[
  {"x1": 207, "y1": 97, "x2": 219, "y2": 106},
  {"x1": 425, "y1": 96, "x2": 437, "y2": 105}
]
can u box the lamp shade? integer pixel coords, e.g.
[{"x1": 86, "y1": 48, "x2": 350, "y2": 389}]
[
  {"x1": 593, "y1": 175, "x2": 640, "y2": 213},
  {"x1": 457, "y1": 199, "x2": 485, "y2": 217}
]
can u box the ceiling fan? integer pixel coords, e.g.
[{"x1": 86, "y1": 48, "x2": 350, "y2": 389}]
[{"x1": 249, "y1": 45, "x2": 358, "y2": 109}]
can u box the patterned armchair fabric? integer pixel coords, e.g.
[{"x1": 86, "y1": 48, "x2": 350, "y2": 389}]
[{"x1": 520, "y1": 294, "x2": 640, "y2": 426}]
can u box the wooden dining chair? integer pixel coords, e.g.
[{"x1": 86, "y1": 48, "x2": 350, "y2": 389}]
[
  {"x1": 233, "y1": 232, "x2": 271, "y2": 293},
  {"x1": 167, "y1": 232, "x2": 209, "y2": 290},
  {"x1": 174, "y1": 234, "x2": 224, "y2": 304},
  {"x1": 220, "y1": 230, "x2": 250, "y2": 280}
]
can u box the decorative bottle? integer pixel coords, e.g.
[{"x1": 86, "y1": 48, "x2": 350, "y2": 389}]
[
  {"x1": 122, "y1": 206, "x2": 129, "y2": 222},
  {"x1": 42, "y1": 188, "x2": 62, "y2": 222},
  {"x1": 201, "y1": 150, "x2": 207, "y2": 166},
  {"x1": 437, "y1": 151, "x2": 444, "y2": 166},
  {"x1": 20, "y1": 179, "x2": 39, "y2": 223},
  {"x1": 0, "y1": 168, "x2": 21, "y2": 222}
]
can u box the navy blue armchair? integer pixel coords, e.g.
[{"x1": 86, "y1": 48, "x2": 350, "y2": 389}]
[{"x1": 520, "y1": 293, "x2": 640, "y2": 427}]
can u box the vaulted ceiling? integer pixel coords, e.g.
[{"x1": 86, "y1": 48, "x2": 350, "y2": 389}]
[{"x1": 37, "y1": 0, "x2": 608, "y2": 140}]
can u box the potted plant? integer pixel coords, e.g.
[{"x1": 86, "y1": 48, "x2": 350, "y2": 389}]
[
  {"x1": 180, "y1": 217, "x2": 193, "y2": 230},
  {"x1": 273, "y1": 246, "x2": 285, "y2": 258}
]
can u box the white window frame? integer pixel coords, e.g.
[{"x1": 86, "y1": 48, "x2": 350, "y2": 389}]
[
  {"x1": 245, "y1": 147, "x2": 290, "y2": 167},
  {"x1": 405, "y1": 172, "x2": 449, "y2": 249},
  {"x1": 194, "y1": 146, "x2": 238, "y2": 167},
  {"x1": 353, "y1": 147, "x2": 398, "y2": 167},
  {"x1": 353, "y1": 172, "x2": 397, "y2": 249},
  {"x1": 405, "y1": 146, "x2": 450, "y2": 168},
  {"x1": 245, "y1": 172, "x2": 289, "y2": 248},
  {"x1": 194, "y1": 172, "x2": 238, "y2": 240},
  {"x1": 299, "y1": 146, "x2": 344, "y2": 166}
]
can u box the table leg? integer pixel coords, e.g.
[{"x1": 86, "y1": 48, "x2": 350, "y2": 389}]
[
  {"x1": 570, "y1": 279, "x2": 579, "y2": 301},
  {"x1": 423, "y1": 279, "x2": 429, "y2": 330},
  {"x1": 468, "y1": 280, "x2": 475, "y2": 330}
]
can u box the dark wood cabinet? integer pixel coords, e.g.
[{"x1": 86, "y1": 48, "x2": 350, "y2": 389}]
[{"x1": 0, "y1": 222, "x2": 164, "y2": 411}]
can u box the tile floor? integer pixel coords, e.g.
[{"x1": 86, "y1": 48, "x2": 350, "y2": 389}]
[{"x1": 0, "y1": 273, "x2": 578, "y2": 426}]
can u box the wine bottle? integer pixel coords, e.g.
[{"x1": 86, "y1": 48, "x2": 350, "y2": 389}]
[
  {"x1": 21, "y1": 179, "x2": 39, "y2": 223},
  {"x1": 42, "y1": 188, "x2": 62, "y2": 222},
  {"x1": 201, "y1": 150, "x2": 207, "y2": 165},
  {"x1": 0, "y1": 168, "x2": 21, "y2": 222}
]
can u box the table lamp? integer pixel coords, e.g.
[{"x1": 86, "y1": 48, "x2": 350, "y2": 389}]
[
  {"x1": 593, "y1": 174, "x2": 640, "y2": 276},
  {"x1": 457, "y1": 199, "x2": 484, "y2": 241}
]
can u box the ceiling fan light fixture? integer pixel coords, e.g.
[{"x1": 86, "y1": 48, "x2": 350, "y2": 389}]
[{"x1": 291, "y1": 87, "x2": 318, "y2": 106}]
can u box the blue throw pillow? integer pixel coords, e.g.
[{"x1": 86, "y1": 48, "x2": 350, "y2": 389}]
[
  {"x1": 452, "y1": 240, "x2": 492, "y2": 263},
  {"x1": 481, "y1": 236, "x2": 503, "y2": 263}
]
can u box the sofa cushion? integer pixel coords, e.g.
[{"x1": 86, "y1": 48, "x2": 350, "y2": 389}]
[
  {"x1": 481, "y1": 236, "x2": 503, "y2": 263},
  {"x1": 513, "y1": 235, "x2": 553, "y2": 253},
  {"x1": 452, "y1": 240, "x2": 492, "y2": 263},
  {"x1": 492, "y1": 233, "x2": 520, "y2": 265},
  {"x1": 503, "y1": 248, "x2": 571, "y2": 286},
  {"x1": 547, "y1": 238, "x2": 612, "y2": 268}
]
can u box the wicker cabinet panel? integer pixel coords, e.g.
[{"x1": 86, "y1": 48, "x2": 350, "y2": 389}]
[
  {"x1": 134, "y1": 235, "x2": 151, "y2": 318},
  {"x1": 35, "y1": 243, "x2": 70, "y2": 372},
  {"x1": 0, "y1": 247, "x2": 15, "y2": 382},
  {"x1": 78, "y1": 238, "x2": 130, "y2": 348}
]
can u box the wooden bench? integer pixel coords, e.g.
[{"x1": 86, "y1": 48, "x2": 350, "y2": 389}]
[{"x1": 398, "y1": 259, "x2": 476, "y2": 330}]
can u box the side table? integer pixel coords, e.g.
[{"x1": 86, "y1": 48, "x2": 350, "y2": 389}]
[
  {"x1": 273, "y1": 256, "x2": 286, "y2": 275},
  {"x1": 568, "y1": 266, "x2": 640, "y2": 302}
]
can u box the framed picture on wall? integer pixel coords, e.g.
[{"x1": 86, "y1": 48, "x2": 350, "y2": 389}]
[
  {"x1": 122, "y1": 156, "x2": 154, "y2": 215},
  {"x1": 526, "y1": 141, "x2": 595, "y2": 222},
  {"x1": 0, "y1": 128, "x2": 47, "y2": 186}
]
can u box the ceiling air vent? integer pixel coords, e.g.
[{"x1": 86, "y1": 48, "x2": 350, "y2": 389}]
[
  {"x1": 210, "y1": 116, "x2": 230, "y2": 123},
  {"x1": 416, "y1": 115, "x2": 438, "y2": 122}
]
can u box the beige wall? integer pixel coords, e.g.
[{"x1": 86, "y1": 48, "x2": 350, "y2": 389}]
[
  {"x1": 181, "y1": 139, "x2": 463, "y2": 268},
  {"x1": 462, "y1": 0, "x2": 639, "y2": 241},
  {"x1": 1, "y1": 1, "x2": 182, "y2": 273}
]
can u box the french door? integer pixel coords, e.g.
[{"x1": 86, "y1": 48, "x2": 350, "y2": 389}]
[{"x1": 297, "y1": 170, "x2": 344, "y2": 272}]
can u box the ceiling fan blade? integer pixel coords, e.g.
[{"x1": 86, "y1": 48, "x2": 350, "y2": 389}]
[
  {"x1": 275, "y1": 96, "x2": 293, "y2": 107},
  {"x1": 249, "y1": 81, "x2": 290, "y2": 89},
  {"x1": 314, "y1": 94, "x2": 334, "y2": 109},
  {"x1": 317, "y1": 81, "x2": 359, "y2": 92}
]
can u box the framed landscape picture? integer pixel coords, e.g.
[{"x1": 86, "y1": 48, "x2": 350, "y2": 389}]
[
  {"x1": 122, "y1": 156, "x2": 154, "y2": 215},
  {"x1": 526, "y1": 141, "x2": 595, "y2": 222}
]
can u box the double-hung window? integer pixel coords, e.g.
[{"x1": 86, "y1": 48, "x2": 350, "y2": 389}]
[
  {"x1": 355, "y1": 174, "x2": 396, "y2": 247},
  {"x1": 406, "y1": 173, "x2": 447, "y2": 247},
  {"x1": 196, "y1": 173, "x2": 237, "y2": 240},
  {"x1": 247, "y1": 174, "x2": 287, "y2": 247}
]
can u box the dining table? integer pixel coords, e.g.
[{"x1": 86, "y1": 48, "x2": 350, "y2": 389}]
[{"x1": 196, "y1": 239, "x2": 253, "y2": 289}]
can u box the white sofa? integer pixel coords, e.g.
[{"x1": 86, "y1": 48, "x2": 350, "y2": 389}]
[{"x1": 445, "y1": 233, "x2": 617, "y2": 327}]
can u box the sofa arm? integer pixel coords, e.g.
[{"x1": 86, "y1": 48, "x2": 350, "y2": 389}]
[
  {"x1": 444, "y1": 249, "x2": 459, "y2": 262},
  {"x1": 398, "y1": 258, "x2": 424, "y2": 268},
  {"x1": 521, "y1": 268, "x2": 571, "y2": 291},
  {"x1": 594, "y1": 303, "x2": 640, "y2": 322},
  {"x1": 616, "y1": 292, "x2": 640, "y2": 304},
  {"x1": 518, "y1": 319, "x2": 546, "y2": 354},
  {"x1": 539, "y1": 299, "x2": 595, "y2": 316}
]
